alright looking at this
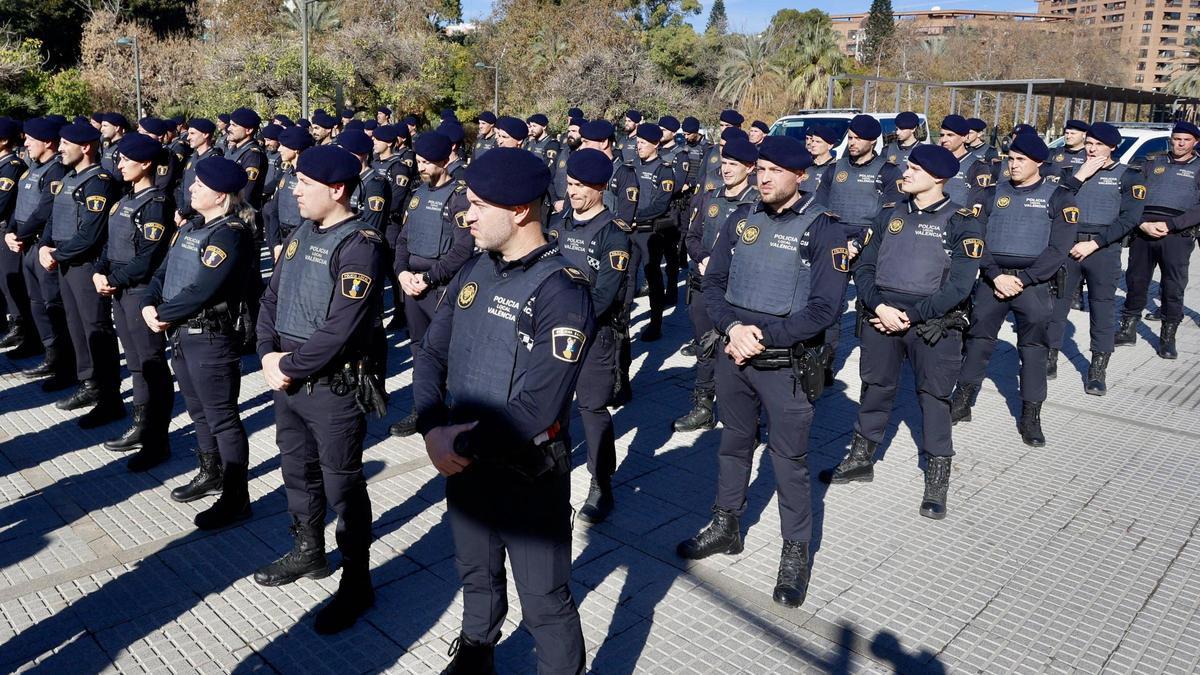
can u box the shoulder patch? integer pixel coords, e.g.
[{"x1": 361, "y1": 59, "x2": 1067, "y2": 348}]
[
  {"x1": 626, "y1": 186, "x2": 639, "y2": 202},
  {"x1": 340, "y1": 272, "x2": 372, "y2": 299},
  {"x1": 0, "y1": 177, "x2": 14, "y2": 192},
  {"x1": 962, "y1": 238, "x2": 984, "y2": 259},
  {"x1": 661, "y1": 179, "x2": 674, "y2": 193},
  {"x1": 551, "y1": 327, "x2": 587, "y2": 363},
  {"x1": 1132, "y1": 184, "x2": 1146, "y2": 200},
  {"x1": 976, "y1": 174, "x2": 992, "y2": 187},
  {"x1": 367, "y1": 195, "x2": 385, "y2": 212},
  {"x1": 201, "y1": 245, "x2": 227, "y2": 268},
  {"x1": 1062, "y1": 206, "x2": 1080, "y2": 224},
  {"x1": 141, "y1": 222, "x2": 165, "y2": 241},
  {"x1": 455, "y1": 211, "x2": 468, "y2": 228},
  {"x1": 85, "y1": 195, "x2": 107, "y2": 213},
  {"x1": 245, "y1": 166, "x2": 260, "y2": 181},
  {"x1": 609, "y1": 250, "x2": 630, "y2": 271},
  {"x1": 831, "y1": 247, "x2": 850, "y2": 273}
]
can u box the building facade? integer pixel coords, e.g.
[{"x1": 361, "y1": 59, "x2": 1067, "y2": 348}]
[{"x1": 830, "y1": 10, "x2": 1068, "y2": 61}]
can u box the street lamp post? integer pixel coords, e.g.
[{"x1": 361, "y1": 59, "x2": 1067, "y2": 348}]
[
  {"x1": 474, "y1": 62, "x2": 498, "y2": 116},
  {"x1": 300, "y1": 0, "x2": 327, "y2": 120},
  {"x1": 115, "y1": 37, "x2": 142, "y2": 119}
]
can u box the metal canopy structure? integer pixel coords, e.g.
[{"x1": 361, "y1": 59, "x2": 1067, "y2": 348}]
[{"x1": 941, "y1": 78, "x2": 1194, "y2": 107}]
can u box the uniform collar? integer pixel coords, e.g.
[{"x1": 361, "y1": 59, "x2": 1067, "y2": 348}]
[
  {"x1": 722, "y1": 183, "x2": 753, "y2": 201},
  {"x1": 564, "y1": 207, "x2": 609, "y2": 229},
  {"x1": 490, "y1": 241, "x2": 559, "y2": 271},
  {"x1": 754, "y1": 191, "x2": 813, "y2": 217},
  {"x1": 313, "y1": 214, "x2": 359, "y2": 234},
  {"x1": 847, "y1": 151, "x2": 878, "y2": 167},
  {"x1": 1008, "y1": 176, "x2": 1047, "y2": 192},
  {"x1": 1167, "y1": 153, "x2": 1198, "y2": 165},
  {"x1": 906, "y1": 194, "x2": 950, "y2": 214}
]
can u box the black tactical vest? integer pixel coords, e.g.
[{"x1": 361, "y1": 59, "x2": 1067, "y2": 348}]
[
  {"x1": 548, "y1": 209, "x2": 614, "y2": 282},
  {"x1": 985, "y1": 180, "x2": 1058, "y2": 259},
  {"x1": 276, "y1": 167, "x2": 303, "y2": 231},
  {"x1": 405, "y1": 180, "x2": 460, "y2": 259},
  {"x1": 885, "y1": 141, "x2": 918, "y2": 167},
  {"x1": 603, "y1": 160, "x2": 627, "y2": 214},
  {"x1": 14, "y1": 158, "x2": 58, "y2": 224},
  {"x1": 101, "y1": 143, "x2": 120, "y2": 177},
  {"x1": 801, "y1": 160, "x2": 834, "y2": 193},
  {"x1": 350, "y1": 167, "x2": 378, "y2": 212},
  {"x1": 447, "y1": 252, "x2": 569, "y2": 414},
  {"x1": 551, "y1": 146, "x2": 572, "y2": 201},
  {"x1": 725, "y1": 200, "x2": 822, "y2": 317},
  {"x1": 685, "y1": 141, "x2": 709, "y2": 187},
  {"x1": 1142, "y1": 155, "x2": 1200, "y2": 214},
  {"x1": 634, "y1": 156, "x2": 669, "y2": 217},
  {"x1": 874, "y1": 201, "x2": 956, "y2": 296},
  {"x1": 526, "y1": 136, "x2": 555, "y2": 163},
  {"x1": 944, "y1": 153, "x2": 976, "y2": 205},
  {"x1": 702, "y1": 146, "x2": 723, "y2": 192},
  {"x1": 275, "y1": 220, "x2": 370, "y2": 341},
  {"x1": 473, "y1": 135, "x2": 496, "y2": 160},
  {"x1": 263, "y1": 150, "x2": 283, "y2": 196},
  {"x1": 697, "y1": 185, "x2": 758, "y2": 270},
  {"x1": 1073, "y1": 164, "x2": 1127, "y2": 230},
  {"x1": 180, "y1": 148, "x2": 219, "y2": 213},
  {"x1": 162, "y1": 215, "x2": 240, "y2": 302},
  {"x1": 107, "y1": 187, "x2": 162, "y2": 265},
  {"x1": 826, "y1": 154, "x2": 889, "y2": 227},
  {"x1": 1049, "y1": 147, "x2": 1087, "y2": 176},
  {"x1": 51, "y1": 164, "x2": 105, "y2": 243}
]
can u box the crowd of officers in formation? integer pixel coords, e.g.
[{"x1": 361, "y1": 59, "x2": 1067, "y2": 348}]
[{"x1": 0, "y1": 98, "x2": 1197, "y2": 674}]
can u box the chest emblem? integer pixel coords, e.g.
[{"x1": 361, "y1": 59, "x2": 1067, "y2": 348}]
[
  {"x1": 741, "y1": 225, "x2": 759, "y2": 244},
  {"x1": 996, "y1": 196, "x2": 1011, "y2": 208},
  {"x1": 285, "y1": 238, "x2": 299, "y2": 259},
  {"x1": 835, "y1": 171, "x2": 849, "y2": 183},
  {"x1": 888, "y1": 218, "x2": 904, "y2": 234},
  {"x1": 457, "y1": 281, "x2": 478, "y2": 308},
  {"x1": 707, "y1": 204, "x2": 720, "y2": 218}
]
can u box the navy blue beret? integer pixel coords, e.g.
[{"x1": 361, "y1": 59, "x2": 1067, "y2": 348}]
[
  {"x1": 298, "y1": 118, "x2": 311, "y2": 128},
  {"x1": 465, "y1": 147, "x2": 551, "y2": 206},
  {"x1": 437, "y1": 121, "x2": 465, "y2": 144},
  {"x1": 940, "y1": 115, "x2": 970, "y2": 136},
  {"x1": 659, "y1": 116, "x2": 680, "y2": 132},
  {"x1": 526, "y1": 113, "x2": 549, "y2": 127},
  {"x1": 1172, "y1": 121, "x2": 1200, "y2": 138},
  {"x1": 260, "y1": 124, "x2": 281, "y2": 141},
  {"x1": 139, "y1": 117, "x2": 171, "y2": 136},
  {"x1": 568, "y1": 107, "x2": 583, "y2": 119},
  {"x1": 72, "y1": 115, "x2": 89, "y2": 126},
  {"x1": 297, "y1": 144, "x2": 360, "y2": 186},
  {"x1": 195, "y1": 156, "x2": 248, "y2": 194},
  {"x1": 636, "y1": 123, "x2": 663, "y2": 144},
  {"x1": 188, "y1": 118, "x2": 216, "y2": 135},
  {"x1": 568, "y1": 117, "x2": 584, "y2": 128},
  {"x1": 344, "y1": 120, "x2": 365, "y2": 131},
  {"x1": 808, "y1": 124, "x2": 840, "y2": 145},
  {"x1": 908, "y1": 144, "x2": 958, "y2": 179},
  {"x1": 440, "y1": 108, "x2": 457, "y2": 121},
  {"x1": 91, "y1": 112, "x2": 105, "y2": 124},
  {"x1": 0, "y1": 117, "x2": 20, "y2": 141},
  {"x1": 341, "y1": 108, "x2": 355, "y2": 119},
  {"x1": 1065, "y1": 119, "x2": 1090, "y2": 132},
  {"x1": 566, "y1": 148, "x2": 614, "y2": 185},
  {"x1": 274, "y1": 114, "x2": 293, "y2": 126},
  {"x1": 312, "y1": 111, "x2": 338, "y2": 129},
  {"x1": 750, "y1": 120, "x2": 770, "y2": 134},
  {"x1": 46, "y1": 114, "x2": 68, "y2": 126},
  {"x1": 895, "y1": 112, "x2": 920, "y2": 130},
  {"x1": 719, "y1": 109, "x2": 744, "y2": 126},
  {"x1": 377, "y1": 106, "x2": 391, "y2": 116},
  {"x1": 338, "y1": 129, "x2": 372, "y2": 156},
  {"x1": 363, "y1": 120, "x2": 378, "y2": 131},
  {"x1": 230, "y1": 107, "x2": 260, "y2": 129},
  {"x1": 60, "y1": 122, "x2": 101, "y2": 145},
  {"x1": 1009, "y1": 133, "x2": 1050, "y2": 162},
  {"x1": 849, "y1": 114, "x2": 882, "y2": 140},
  {"x1": 279, "y1": 126, "x2": 314, "y2": 152},
  {"x1": 1012, "y1": 124, "x2": 1037, "y2": 136},
  {"x1": 758, "y1": 136, "x2": 811, "y2": 171},
  {"x1": 476, "y1": 111, "x2": 497, "y2": 124},
  {"x1": 414, "y1": 131, "x2": 453, "y2": 162},
  {"x1": 721, "y1": 138, "x2": 758, "y2": 165},
  {"x1": 581, "y1": 119, "x2": 614, "y2": 141},
  {"x1": 495, "y1": 116, "x2": 529, "y2": 141},
  {"x1": 624, "y1": 110, "x2": 642, "y2": 124},
  {"x1": 720, "y1": 127, "x2": 749, "y2": 143},
  {"x1": 966, "y1": 117, "x2": 987, "y2": 132},
  {"x1": 373, "y1": 125, "x2": 399, "y2": 143},
  {"x1": 681, "y1": 116, "x2": 700, "y2": 133},
  {"x1": 103, "y1": 112, "x2": 130, "y2": 129},
  {"x1": 24, "y1": 118, "x2": 61, "y2": 142},
  {"x1": 218, "y1": 113, "x2": 231, "y2": 124},
  {"x1": 395, "y1": 123, "x2": 411, "y2": 139},
  {"x1": 1087, "y1": 122, "x2": 1121, "y2": 148},
  {"x1": 117, "y1": 133, "x2": 163, "y2": 162},
  {"x1": 402, "y1": 115, "x2": 418, "y2": 127}
]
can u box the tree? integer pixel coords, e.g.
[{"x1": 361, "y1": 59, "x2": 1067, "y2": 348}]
[
  {"x1": 715, "y1": 31, "x2": 785, "y2": 118},
  {"x1": 786, "y1": 21, "x2": 845, "y2": 110},
  {"x1": 1167, "y1": 35, "x2": 1200, "y2": 97},
  {"x1": 861, "y1": 0, "x2": 894, "y2": 67},
  {"x1": 704, "y1": 0, "x2": 727, "y2": 36}
]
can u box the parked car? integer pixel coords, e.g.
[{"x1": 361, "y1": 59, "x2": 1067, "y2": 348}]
[
  {"x1": 768, "y1": 109, "x2": 931, "y2": 158},
  {"x1": 1048, "y1": 123, "x2": 1171, "y2": 170}
]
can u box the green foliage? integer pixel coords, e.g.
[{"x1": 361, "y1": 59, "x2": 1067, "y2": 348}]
[
  {"x1": 0, "y1": 37, "x2": 49, "y2": 117},
  {"x1": 42, "y1": 68, "x2": 92, "y2": 116},
  {"x1": 633, "y1": 0, "x2": 701, "y2": 30},
  {"x1": 704, "y1": 0, "x2": 727, "y2": 36},
  {"x1": 862, "y1": 0, "x2": 894, "y2": 66},
  {"x1": 647, "y1": 24, "x2": 704, "y2": 85}
]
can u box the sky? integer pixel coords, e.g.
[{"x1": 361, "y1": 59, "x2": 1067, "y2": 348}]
[{"x1": 459, "y1": 1, "x2": 1042, "y2": 33}]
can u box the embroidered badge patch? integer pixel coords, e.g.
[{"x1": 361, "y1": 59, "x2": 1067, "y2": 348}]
[{"x1": 551, "y1": 327, "x2": 586, "y2": 363}]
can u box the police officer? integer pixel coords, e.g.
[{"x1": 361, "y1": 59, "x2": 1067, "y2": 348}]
[
  {"x1": 1048, "y1": 120, "x2": 1090, "y2": 178},
  {"x1": 579, "y1": 120, "x2": 639, "y2": 225},
  {"x1": 1046, "y1": 122, "x2": 1144, "y2": 394},
  {"x1": 626, "y1": 123, "x2": 678, "y2": 341},
  {"x1": 98, "y1": 113, "x2": 129, "y2": 180},
  {"x1": 803, "y1": 125, "x2": 838, "y2": 192},
  {"x1": 676, "y1": 136, "x2": 849, "y2": 609},
  {"x1": 493, "y1": 115, "x2": 528, "y2": 149},
  {"x1": 826, "y1": 144, "x2": 984, "y2": 520},
  {"x1": 524, "y1": 114, "x2": 561, "y2": 169},
  {"x1": 39, "y1": 122, "x2": 125, "y2": 427},
  {"x1": 814, "y1": 114, "x2": 903, "y2": 250},
  {"x1": 557, "y1": 107, "x2": 583, "y2": 146},
  {"x1": 96, "y1": 133, "x2": 176, "y2": 470},
  {"x1": 438, "y1": 120, "x2": 469, "y2": 180},
  {"x1": 884, "y1": 111, "x2": 922, "y2": 167},
  {"x1": 402, "y1": 115, "x2": 419, "y2": 140},
  {"x1": 0, "y1": 118, "x2": 32, "y2": 355},
  {"x1": 472, "y1": 111, "x2": 497, "y2": 161},
  {"x1": 414, "y1": 148, "x2": 592, "y2": 674},
  {"x1": 548, "y1": 116, "x2": 583, "y2": 214},
  {"x1": 546, "y1": 149, "x2": 631, "y2": 525},
  {"x1": 224, "y1": 108, "x2": 268, "y2": 214},
  {"x1": 265, "y1": 127, "x2": 313, "y2": 261},
  {"x1": 657, "y1": 115, "x2": 690, "y2": 303},
  {"x1": 260, "y1": 124, "x2": 284, "y2": 204},
  {"x1": 175, "y1": 118, "x2": 222, "y2": 223},
  {"x1": 370, "y1": 124, "x2": 412, "y2": 330},
  {"x1": 215, "y1": 113, "x2": 231, "y2": 153},
  {"x1": 949, "y1": 133, "x2": 1078, "y2": 447},
  {"x1": 1116, "y1": 121, "x2": 1200, "y2": 359},
  {"x1": 748, "y1": 120, "x2": 769, "y2": 146},
  {"x1": 145, "y1": 156, "x2": 255, "y2": 529},
  {"x1": 336, "y1": 129, "x2": 390, "y2": 234},
  {"x1": 6, "y1": 118, "x2": 70, "y2": 382},
  {"x1": 681, "y1": 116, "x2": 711, "y2": 194},
  {"x1": 311, "y1": 110, "x2": 339, "y2": 146},
  {"x1": 340, "y1": 108, "x2": 356, "y2": 128},
  {"x1": 254, "y1": 144, "x2": 386, "y2": 634},
  {"x1": 674, "y1": 138, "x2": 758, "y2": 433},
  {"x1": 965, "y1": 118, "x2": 999, "y2": 163},
  {"x1": 376, "y1": 106, "x2": 392, "y2": 125},
  {"x1": 390, "y1": 131, "x2": 472, "y2": 437},
  {"x1": 137, "y1": 117, "x2": 183, "y2": 193},
  {"x1": 937, "y1": 114, "x2": 990, "y2": 207},
  {"x1": 614, "y1": 110, "x2": 641, "y2": 163},
  {"x1": 699, "y1": 110, "x2": 746, "y2": 192}
]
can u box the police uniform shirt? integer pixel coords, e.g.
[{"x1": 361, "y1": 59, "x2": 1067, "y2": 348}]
[
  {"x1": 394, "y1": 179, "x2": 472, "y2": 285},
  {"x1": 615, "y1": 133, "x2": 636, "y2": 164},
  {"x1": 144, "y1": 214, "x2": 252, "y2": 324},
  {"x1": 1057, "y1": 162, "x2": 1146, "y2": 246},
  {"x1": 0, "y1": 150, "x2": 27, "y2": 228},
  {"x1": 813, "y1": 152, "x2": 903, "y2": 239},
  {"x1": 98, "y1": 186, "x2": 175, "y2": 289},
  {"x1": 350, "y1": 167, "x2": 390, "y2": 233},
  {"x1": 703, "y1": 194, "x2": 851, "y2": 346},
  {"x1": 411, "y1": 243, "x2": 595, "y2": 452},
  {"x1": 1139, "y1": 153, "x2": 1200, "y2": 231},
  {"x1": 225, "y1": 140, "x2": 267, "y2": 208},
  {"x1": 44, "y1": 164, "x2": 119, "y2": 266},
  {"x1": 856, "y1": 196, "x2": 985, "y2": 322},
  {"x1": 632, "y1": 155, "x2": 677, "y2": 224},
  {"x1": 684, "y1": 183, "x2": 757, "y2": 269},
  {"x1": 606, "y1": 160, "x2": 639, "y2": 224},
  {"x1": 546, "y1": 208, "x2": 631, "y2": 319},
  {"x1": 8, "y1": 156, "x2": 65, "y2": 242},
  {"x1": 257, "y1": 218, "x2": 385, "y2": 378},
  {"x1": 975, "y1": 178, "x2": 1079, "y2": 287}
]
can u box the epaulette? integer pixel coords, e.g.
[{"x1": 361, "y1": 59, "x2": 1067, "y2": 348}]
[
  {"x1": 8, "y1": 159, "x2": 21, "y2": 167},
  {"x1": 358, "y1": 228, "x2": 382, "y2": 241},
  {"x1": 824, "y1": 211, "x2": 840, "y2": 220},
  {"x1": 881, "y1": 202, "x2": 895, "y2": 209},
  {"x1": 956, "y1": 206, "x2": 975, "y2": 217},
  {"x1": 611, "y1": 218, "x2": 633, "y2": 233},
  {"x1": 561, "y1": 266, "x2": 590, "y2": 284}
]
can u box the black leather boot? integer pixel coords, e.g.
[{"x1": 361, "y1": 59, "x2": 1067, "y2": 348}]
[
  {"x1": 1114, "y1": 316, "x2": 1138, "y2": 347},
  {"x1": 577, "y1": 478, "x2": 614, "y2": 525},
  {"x1": 1019, "y1": 401, "x2": 1046, "y2": 448},
  {"x1": 104, "y1": 404, "x2": 146, "y2": 451},
  {"x1": 194, "y1": 462, "x2": 251, "y2": 530},
  {"x1": 950, "y1": 383, "x2": 977, "y2": 425},
  {"x1": 1144, "y1": 310, "x2": 1161, "y2": 322},
  {"x1": 826, "y1": 432, "x2": 877, "y2": 484},
  {"x1": 440, "y1": 633, "x2": 498, "y2": 675},
  {"x1": 677, "y1": 506, "x2": 743, "y2": 560},
  {"x1": 1085, "y1": 352, "x2": 1110, "y2": 396},
  {"x1": 672, "y1": 390, "x2": 715, "y2": 432},
  {"x1": 0, "y1": 319, "x2": 21, "y2": 349},
  {"x1": 23, "y1": 345, "x2": 59, "y2": 376},
  {"x1": 679, "y1": 340, "x2": 697, "y2": 357},
  {"x1": 1158, "y1": 321, "x2": 1179, "y2": 360},
  {"x1": 772, "y1": 540, "x2": 811, "y2": 608},
  {"x1": 1046, "y1": 348, "x2": 1059, "y2": 380},
  {"x1": 313, "y1": 563, "x2": 374, "y2": 635},
  {"x1": 254, "y1": 522, "x2": 331, "y2": 586},
  {"x1": 920, "y1": 456, "x2": 952, "y2": 520},
  {"x1": 170, "y1": 452, "x2": 224, "y2": 503},
  {"x1": 78, "y1": 394, "x2": 126, "y2": 429},
  {"x1": 126, "y1": 427, "x2": 170, "y2": 472},
  {"x1": 388, "y1": 410, "x2": 418, "y2": 437},
  {"x1": 56, "y1": 379, "x2": 101, "y2": 411}
]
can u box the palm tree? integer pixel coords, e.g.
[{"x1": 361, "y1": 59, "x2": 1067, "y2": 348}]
[
  {"x1": 282, "y1": 0, "x2": 340, "y2": 33},
  {"x1": 786, "y1": 22, "x2": 845, "y2": 110},
  {"x1": 1167, "y1": 34, "x2": 1200, "y2": 98},
  {"x1": 716, "y1": 31, "x2": 786, "y2": 111}
]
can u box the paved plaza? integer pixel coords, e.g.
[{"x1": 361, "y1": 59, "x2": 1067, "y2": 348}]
[{"x1": 2, "y1": 256, "x2": 1199, "y2": 674}]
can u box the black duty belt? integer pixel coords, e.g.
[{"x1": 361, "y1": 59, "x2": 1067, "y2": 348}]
[{"x1": 1075, "y1": 232, "x2": 1102, "y2": 242}]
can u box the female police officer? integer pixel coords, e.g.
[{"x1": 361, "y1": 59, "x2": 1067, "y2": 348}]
[{"x1": 143, "y1": 156, "x2": 254, "y2": 529}]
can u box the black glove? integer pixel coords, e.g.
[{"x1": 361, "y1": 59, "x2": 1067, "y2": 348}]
[{"x1": 915, "y1": 317, "x2": 948, "y2": 346}]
